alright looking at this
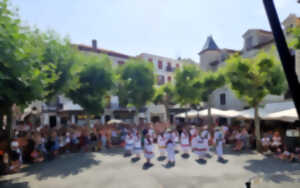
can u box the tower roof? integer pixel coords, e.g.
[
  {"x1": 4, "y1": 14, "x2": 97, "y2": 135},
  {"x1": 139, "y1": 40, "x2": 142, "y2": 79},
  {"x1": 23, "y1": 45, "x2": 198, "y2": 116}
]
[{"x1": 199, "y1": 36, "x2": 219, "y2": 55}]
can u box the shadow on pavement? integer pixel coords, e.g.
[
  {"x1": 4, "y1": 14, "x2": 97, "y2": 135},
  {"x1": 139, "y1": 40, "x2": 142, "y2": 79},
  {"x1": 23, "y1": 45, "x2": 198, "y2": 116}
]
[
  {"x1": 22, "y1": 152, "x2": 100, "y2": 180},
  {"x1": 0, "y1": 180, "x2": 29, "y2": 188},
  {"x1": 244, "y1": 156, "x2": 300, "y2": 183}
]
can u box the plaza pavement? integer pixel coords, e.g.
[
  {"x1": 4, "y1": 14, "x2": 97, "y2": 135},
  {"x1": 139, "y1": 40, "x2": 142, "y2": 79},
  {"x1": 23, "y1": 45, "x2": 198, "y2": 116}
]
[{"x1": 0, "y1": 147, "x2": 300, "y2": 188}]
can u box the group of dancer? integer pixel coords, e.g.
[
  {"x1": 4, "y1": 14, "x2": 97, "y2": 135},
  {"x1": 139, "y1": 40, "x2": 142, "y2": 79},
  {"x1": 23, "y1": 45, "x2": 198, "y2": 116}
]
[{"x1": 123, "y1": 125, "x2": 226, "y2": 168}]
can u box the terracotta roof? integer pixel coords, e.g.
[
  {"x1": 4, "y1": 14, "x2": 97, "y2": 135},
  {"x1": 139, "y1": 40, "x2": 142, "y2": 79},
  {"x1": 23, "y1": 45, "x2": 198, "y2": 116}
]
[{"x1": 75, "y1": 44, "x2": 132, "y2": 59}]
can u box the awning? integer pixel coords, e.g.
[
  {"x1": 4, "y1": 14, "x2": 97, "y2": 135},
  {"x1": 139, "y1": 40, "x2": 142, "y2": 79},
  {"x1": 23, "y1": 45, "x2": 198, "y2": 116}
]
[
  {"x1": 237, "y1": 101, "x2": 295, "y2": 119},
  {"x1": 264, "y1": 108, "x2": 299, "y2": 122},
  {"x1": 175, "y1": 110, "x2": 199, "y2": 118},
  {"x1": 175, "y1": 108, "x2": 240, "y2": 118}
]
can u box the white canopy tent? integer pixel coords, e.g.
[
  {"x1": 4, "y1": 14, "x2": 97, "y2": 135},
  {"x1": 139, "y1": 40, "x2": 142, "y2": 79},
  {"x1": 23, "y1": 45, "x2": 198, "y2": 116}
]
[
  {"x1": 175, "y1": 108, "x2": 241, "y2": 119},
  {"x1": 264, "y1": 108, "x2": 299, "y2": 122},
  {"x1": 174, "y1": 101, "x2": 297, "y2": 122},
  {"x1": 175, "y1": 110, "x2": 199, "y2": 118},
  {"x1": 236, "y1": 101, "x2": 295, "y2": 120}
]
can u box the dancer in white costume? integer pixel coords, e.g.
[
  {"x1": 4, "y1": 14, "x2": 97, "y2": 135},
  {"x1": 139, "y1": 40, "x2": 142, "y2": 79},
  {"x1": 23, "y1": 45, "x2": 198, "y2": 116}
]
[
  {"x1": 172, "y1": 129, "x2": 179, "y2": 153},
  {"x1": 124, "y1": 131, "x2": 134, "y2": 156},
  {"x1": 201, "y1": 126, "x2": 210, "y2": 156},
  {"x1": 166, "y1": 129, "x2": 175, "y2": 167},
  {"x1": 144, "y1": 133, "x2": 154, "y2": 167},
  {"x1": 214, "y1": 127, "x2": 225, "y2": 162},
  {"x1": 133, "y1": 131, "x2": 142, "y2": 159},
  {"x1": 180, "y1": 129, "x2": 190, "y2": 156},
  {"x1": 157, "y1": 132, "x2": 166, "y2": 159},
  {"x1": 192, "y1": 133, "x2": 207, "y2": 163}
]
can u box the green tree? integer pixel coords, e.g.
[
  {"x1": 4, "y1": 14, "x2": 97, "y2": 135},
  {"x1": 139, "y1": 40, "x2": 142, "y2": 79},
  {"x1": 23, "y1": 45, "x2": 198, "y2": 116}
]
[
  {"x1": 225, "y1": 52, "x2": 287, "y2": 148},
  {"x1": 193, "y1": 71, "x2": 225, "y2": 126},
  {"x1": 175, "y1": 64, "x2": 202, "y2": 120},
  {"x1": 153, "y1": 83, "x2": 175, "y2": 122},
  {"x1": 0, "y1": 0, "x2": 56, "y2": 136},
  {"x1": 28, "y1": 30, "x2": 79, "y2": 101},
  {"x1": 66, "y1": 54, "x2": 114, "y2": 116},
  {"x1": 289, "y1": 26, "x2": 300, "y2": 49},
  {"x1": 118, "y1": 58, "x2": 155, "y2": 114}
]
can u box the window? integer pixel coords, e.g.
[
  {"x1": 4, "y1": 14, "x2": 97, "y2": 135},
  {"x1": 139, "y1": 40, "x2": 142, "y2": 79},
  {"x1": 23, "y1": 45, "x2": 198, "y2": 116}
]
[
  {"x1": 168, "y1": 76, "x2": 172, "y2": 82},
  {"x1": 220, "y1": 93, "x2": 226, "y2": 105},
  {"x1": 148, "y1": 58, "x2": 153, "y2": 62},
  {"x1": 158, "y1": 60, "x2": 163, "y2": 69},
  {"x1": 118, "y1": 60, "x2": 125, "y2": 65},
  {"x1": 166, "y1": 62, "x2": 172, "y2": 72},
  {"x1": 157, "y1": 75, "x2": 165, "y2": 85}
]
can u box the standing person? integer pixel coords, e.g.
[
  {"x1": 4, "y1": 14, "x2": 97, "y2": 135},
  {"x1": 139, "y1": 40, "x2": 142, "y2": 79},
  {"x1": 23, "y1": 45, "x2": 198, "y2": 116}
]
[
  {"x1": 157, "y1": 132, "x2": 166, "y2": 160},
  {"x1": 166, "y1": 128, "x2": 175, "y2": 167},
  {"x1": 191, "y1": 132, "x2": 207, "y2": 164},
  {"x1": 172, "y1": 129, "x2": 179, "y2": 153},
  {"x1": 132, "y1": 131, "x2": 142, "y2": 161},
  {"x1": 214, "y1": 127, "x2": 226, "y2": 162},
  {"x1": 180, "y1": 128, "x2": 190, "y2": 158},
  {"x1": 143, "y1": 133, "x2": 154, "y2": 168},
  {"x1": 124, "y1": 130, "x2": 134, "y2": 156},
  {"x1": 201, "y1": 125, "x2": 211, "y2": 157}
]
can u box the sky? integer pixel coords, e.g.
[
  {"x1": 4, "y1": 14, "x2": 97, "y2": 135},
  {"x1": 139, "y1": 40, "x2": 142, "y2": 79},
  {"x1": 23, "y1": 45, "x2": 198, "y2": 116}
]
[{"x1": 10, "y1": 0, "x2": 300, "y2": 62}]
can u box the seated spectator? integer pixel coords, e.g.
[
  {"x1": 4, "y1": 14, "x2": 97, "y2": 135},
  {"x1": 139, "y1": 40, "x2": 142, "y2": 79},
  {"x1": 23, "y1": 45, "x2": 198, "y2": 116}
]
[
  {"x1": 233, "y1": 129, "x2": 244, "y2": 151},
  {"x1": 278, "y1": 145, "x2": 294, "y2": 162},
  {"x1": 261, "y1": 133, "x2": 271, "y2": 153},
  {"x1": 270, "y1": 131, "x2": 282, "y2": 152}
]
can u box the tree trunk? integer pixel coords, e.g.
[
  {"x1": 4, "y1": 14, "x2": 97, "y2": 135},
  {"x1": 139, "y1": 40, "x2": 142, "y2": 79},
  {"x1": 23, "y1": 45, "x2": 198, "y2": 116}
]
[
  {"x1": 185, "y1": 108, "x2": 188, "y2": 124},
  {"x1": 164, "y1": 103, "x2": 170, "y2": 123},
  {"x1": 208, "y1": 95, "x2": 213, "y2": 127},
  {"x1": 0, "y1": 113, "x2": 3, "y2": 130},
  {"x1": 254, "y1": 105, "x2": 261, "y2": 151},
  {"x1": 6, "y1": 106, "x2": 13, "y2": 138}
]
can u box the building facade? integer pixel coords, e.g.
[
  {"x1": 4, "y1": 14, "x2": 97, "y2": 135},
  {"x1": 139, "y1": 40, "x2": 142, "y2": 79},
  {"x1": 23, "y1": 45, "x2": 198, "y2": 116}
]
[{"x1": 198, "y1": 14, "x2": 299, "y2": 111}]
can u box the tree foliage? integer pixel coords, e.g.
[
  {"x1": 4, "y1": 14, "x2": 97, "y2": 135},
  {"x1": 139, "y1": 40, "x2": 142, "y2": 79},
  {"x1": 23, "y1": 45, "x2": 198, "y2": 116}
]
[
  {"x1": 66, "y1": 54, "x2": 114, "y2": 115},
  {"x1": 289, "y1": 26, "x2": 300, "y2": 50},
  {"x1": 153, "y1": 83, "x2": 175, "y2": 121},
  {"x1": 225, "y1": 52, "x2": 287, "y2": 107},
  {"x1": 118, "y1": 59, "x2": 155, "y2": 111},
  {"x1": 174, "y1": 64, "x2": 202, "y2": 107},
  {"x1": 27, "y1": 30, "x2": 79, "y2": 101},
  {"x1": 0, "y1": 0, "x2": 58, "y2": 113}
]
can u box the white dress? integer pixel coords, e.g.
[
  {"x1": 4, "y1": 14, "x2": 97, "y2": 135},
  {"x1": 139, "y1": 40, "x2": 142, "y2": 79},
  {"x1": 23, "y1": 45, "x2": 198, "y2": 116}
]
[
  {"x1": 157, "y1": 135, "x2": 166, "y2": 153},
  {"x1": 125, "y1": 134, "x2": 134, "y2": 151},
  {"x1": 180, "y1": 132, "x2": 190, "y2": 152},
  {"x1": 201, "y1": 130, "x2": 210, "y2": 152},
  {"x1": 166, "y1": 139, "x2": 175, "y2": 162},
  {"x1": 214, "y1": 130, "x2": 224, "y2": 157},
  {"x1": 172, "y1": 132, "x2": 179, "y2": 149},
  {"x1": 144, "y1": 139, "x2": 154, "y2": 159},
  {"x1": 192, "y1": 136, "x2": 206, "y2": 157},
  {"x1": 133, "y1": 135, "x2": 142, "y2": 154}
]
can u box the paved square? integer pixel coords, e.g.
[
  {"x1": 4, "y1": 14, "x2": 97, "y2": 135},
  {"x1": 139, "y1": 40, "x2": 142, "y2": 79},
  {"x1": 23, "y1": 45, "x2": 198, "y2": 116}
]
[{"x1": 1, "y1": 147, "x2": 300, "y2": 188}]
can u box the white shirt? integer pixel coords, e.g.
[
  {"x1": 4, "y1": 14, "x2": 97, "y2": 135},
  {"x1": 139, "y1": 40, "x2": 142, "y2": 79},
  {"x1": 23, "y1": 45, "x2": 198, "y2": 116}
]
[
  {"x1": 180, "y1": 132, "x2": 189, "y2": 145},
  {"x1": 157, "y1": 135, "x2": 166, "y2": 147}
]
